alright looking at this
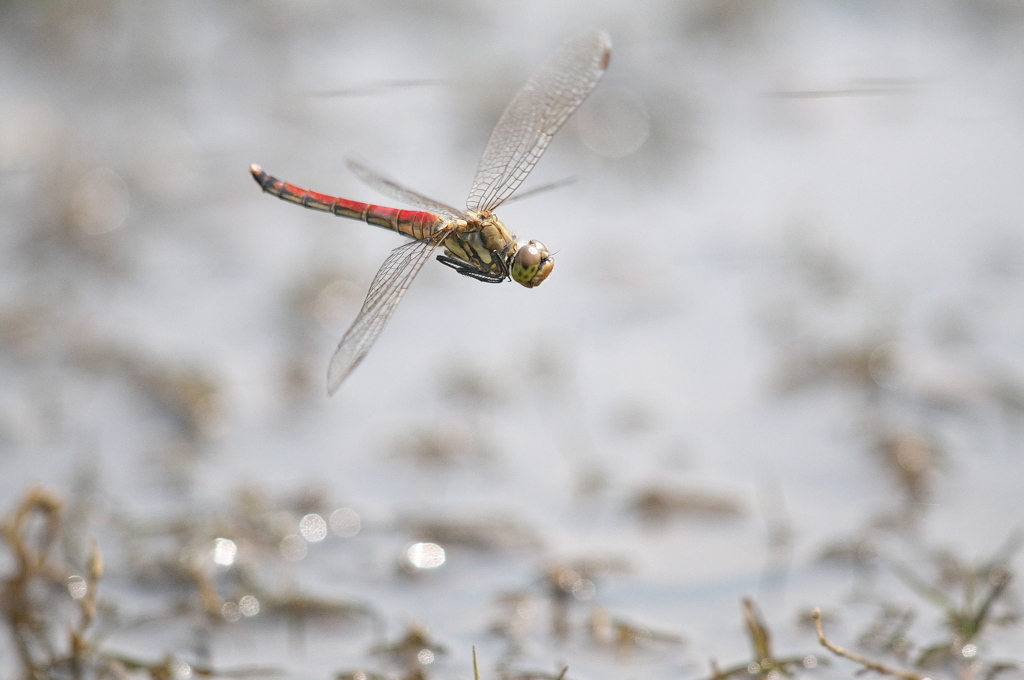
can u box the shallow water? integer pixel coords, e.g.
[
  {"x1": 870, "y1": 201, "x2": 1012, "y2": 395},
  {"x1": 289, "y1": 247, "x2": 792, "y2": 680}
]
[{"x1": 1, "y1": 2, "x2": 1023, "y2": 678}]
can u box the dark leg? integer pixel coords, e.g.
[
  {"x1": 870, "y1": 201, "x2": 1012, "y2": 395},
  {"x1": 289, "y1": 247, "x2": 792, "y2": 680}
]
[{"x1": 436, "y1": 255, "x2": 506, "y2": 283}]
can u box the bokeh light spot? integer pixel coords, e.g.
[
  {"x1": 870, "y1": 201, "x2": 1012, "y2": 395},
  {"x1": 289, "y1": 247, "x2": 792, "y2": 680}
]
[
  {"x1": 73, "y1": 167, "x2": 129, "y2": 235},
  {"x1": 212, "y1": 538, "x2": 237, "y2": 567},
  {"x1": 572, "y1": 578, "x2": 596, "y2": 600},
  {"x1": 221, "y1": 601, "x2": 241, "y2": 622},
  {"x1": 67, "y1": 575, "x2": 87, "y2": 599},
  {"x1": 574, "y1": 86, "x2": 651, "y2": 158},
  {"x1": 405, "y1": 542, "x2": 445, "y2": 569},
  {"x1": 330, "y1": 507, "x2": 361, "y2": 537},
  {"x1": 299, "y1": 513, "x2": 327, "y2": 542},
  {"x1": 239, "y1": 594, "x2": 260, "y2": 617},
  {"x1": 557, "y1": 569, "x2": 581, "y2": 590},
  {"x1": 171, "y1": 659, "x2": 192, "y2": 680},
  {"x1": 280, "y1": 534, "x2": 307, "y2": 561}
]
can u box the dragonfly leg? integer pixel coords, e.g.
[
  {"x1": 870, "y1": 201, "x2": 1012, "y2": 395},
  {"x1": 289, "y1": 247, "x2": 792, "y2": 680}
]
[{"x1": 436, "y1": 254, "x2": 506, "y2": 283}]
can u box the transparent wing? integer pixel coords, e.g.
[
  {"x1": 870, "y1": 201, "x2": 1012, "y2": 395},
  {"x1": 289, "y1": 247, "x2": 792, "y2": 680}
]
[
  {"x1": 500, "y1": 176, "x2": 576, "y2": 205},
  {"x1": 327, "y1": 231, "x2": 449, "y2": 393},
  {"x1": 347, "y1": 159, "x2": 468, "y2": 220},
  {"x1": 467, "y1": 28, "x2": 611, "y2": 213}
]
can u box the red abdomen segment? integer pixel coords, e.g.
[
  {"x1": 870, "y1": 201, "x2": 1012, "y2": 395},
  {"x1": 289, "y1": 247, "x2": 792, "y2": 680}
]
[{"x1": 250, "y1": 164, "x2": 444, "y2": 241}]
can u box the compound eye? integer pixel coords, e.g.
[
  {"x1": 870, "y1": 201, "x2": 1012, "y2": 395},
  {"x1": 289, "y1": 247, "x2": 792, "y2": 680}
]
[
  {"x1": 511, "y1": 240, "x2": 554, "y2": 287},
  {"x1": 516, "y1": 244, "x2": 542, "y2": 269},
  {"x1": 528, "y1": 240, "x2": 549, "y2": 256},
  {"x1": 511, "y1": 244, "x2": 542, "y2": 286}
]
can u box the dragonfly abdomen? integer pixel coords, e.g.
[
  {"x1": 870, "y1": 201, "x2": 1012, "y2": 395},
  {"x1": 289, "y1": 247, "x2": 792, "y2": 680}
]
[{"x1": 250, "y1": 164, "x2": 444, "y2": 240}]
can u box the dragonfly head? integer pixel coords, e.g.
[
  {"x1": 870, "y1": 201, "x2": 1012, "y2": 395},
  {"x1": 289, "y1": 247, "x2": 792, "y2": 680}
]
[{"x1": 510, "y1": 240, "x2": 554, "y2": 288}]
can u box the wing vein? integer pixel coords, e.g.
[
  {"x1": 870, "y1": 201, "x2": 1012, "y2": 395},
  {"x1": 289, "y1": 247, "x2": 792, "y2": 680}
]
[
  {"x1": 326, "y1": 230, "x2": 449, "y2": 393},
  {"x1": 467, "y1": 29, "x2": 611, "y2": 213}
]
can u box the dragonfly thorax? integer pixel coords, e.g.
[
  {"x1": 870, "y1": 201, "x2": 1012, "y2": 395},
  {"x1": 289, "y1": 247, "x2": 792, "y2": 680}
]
[{"x1": 442, "y1": 213, "x2": 553, "y2": 288}]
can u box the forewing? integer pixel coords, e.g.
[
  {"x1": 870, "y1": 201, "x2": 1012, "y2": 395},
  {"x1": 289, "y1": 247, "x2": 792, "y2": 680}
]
[
  {"x1": 347, "y1": 159, "x2": 468, "y2": 220},
  {"x1": 467, "y1": 28, "x2": 611, "y2": 213},
  {"x1": 327, "y1": 232, "x2": 447, "y2": 393}
]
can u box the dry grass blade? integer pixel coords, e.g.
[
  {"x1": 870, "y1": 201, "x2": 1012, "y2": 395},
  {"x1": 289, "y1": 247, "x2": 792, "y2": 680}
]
[
  {"x1": 704, "y1": 598, "x2": 817, "y2": 680},
  {"x1": 107, "y1": 652, "x2": 287, "y2": 678},
  {"x1": 1, "y1": 487, "x2": 288, "y2": 679},
  {"x1": 742, "y1": 597, "x2": 771, "y2": 661}
]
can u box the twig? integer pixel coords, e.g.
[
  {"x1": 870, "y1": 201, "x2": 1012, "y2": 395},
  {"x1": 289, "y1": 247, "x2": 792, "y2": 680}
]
[{"x1": 811, "y1": 608, "x2": 924, "y2": 680}]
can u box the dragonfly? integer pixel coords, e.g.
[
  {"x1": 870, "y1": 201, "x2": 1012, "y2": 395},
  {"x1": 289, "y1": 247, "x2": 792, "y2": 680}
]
[{"x1": 251, "y1": 28, "x2": 611, "y2": 394}]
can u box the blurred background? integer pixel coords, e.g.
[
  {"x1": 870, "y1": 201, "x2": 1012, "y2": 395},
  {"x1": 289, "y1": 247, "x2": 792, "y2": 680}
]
[{"x1": 2, "y1": 1, "x2": 1024, "y2": 678}]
